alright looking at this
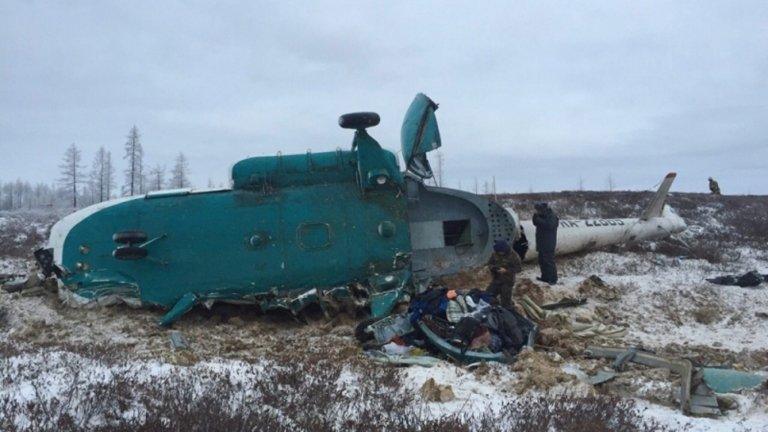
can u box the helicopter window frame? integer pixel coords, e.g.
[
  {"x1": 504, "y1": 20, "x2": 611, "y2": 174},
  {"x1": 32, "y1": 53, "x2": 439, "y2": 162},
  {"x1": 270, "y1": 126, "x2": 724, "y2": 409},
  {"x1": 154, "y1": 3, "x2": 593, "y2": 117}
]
[{"x1": 442, "y1": 219, "x2": 472, "y2": 247}]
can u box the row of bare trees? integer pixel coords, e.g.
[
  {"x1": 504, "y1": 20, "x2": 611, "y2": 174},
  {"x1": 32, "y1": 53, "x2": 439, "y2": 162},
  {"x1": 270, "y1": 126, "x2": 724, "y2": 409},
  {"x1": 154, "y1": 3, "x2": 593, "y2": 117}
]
[
  {"x1": 2, "y1": 126, "x2": 192, "y2": 210},
  {"x1": 0, "y1": 181, "x2": 63, "y2": 210}
]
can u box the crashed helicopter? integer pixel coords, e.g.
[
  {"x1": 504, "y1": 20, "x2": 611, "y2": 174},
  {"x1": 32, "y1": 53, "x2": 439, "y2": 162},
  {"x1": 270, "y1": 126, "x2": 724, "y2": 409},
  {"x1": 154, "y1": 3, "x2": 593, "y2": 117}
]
[{"x1": 34, "y1": 93, "x2": 686, "y2": 326}]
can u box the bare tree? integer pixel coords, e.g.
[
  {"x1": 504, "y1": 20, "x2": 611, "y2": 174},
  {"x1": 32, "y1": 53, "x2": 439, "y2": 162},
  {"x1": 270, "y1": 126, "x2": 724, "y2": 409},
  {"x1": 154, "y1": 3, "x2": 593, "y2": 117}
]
[
  {"x1": 104, "y1": 151, "x2": 115, "y2": 199},
  {"x1": 148, "y1": 164, "x2": 166, "y2": 191},
  {"x1": 2, "y1": 181, "x2": 16, "y2": 209},
  {"x1": 607, "y1": 173, "x2": 615, "y2": 192},
  {"x1": 434, "y1": 151, "x2": 444, "y2": 187},
  {"x1": 169, "y1": 152, "x2": 190, "y2": 189},
  {"x1": 123, "y1": 126, "x2": 144, "y2": 196},
  {"x1": 90, "y1": 146, "x2": 109, "y2": 202},
  {"x1": 0, "y1": 179, "x2": 73, "y2": 210},
  {"x1": 59, "y1": 143, "x2": 84, "y2": 208}
]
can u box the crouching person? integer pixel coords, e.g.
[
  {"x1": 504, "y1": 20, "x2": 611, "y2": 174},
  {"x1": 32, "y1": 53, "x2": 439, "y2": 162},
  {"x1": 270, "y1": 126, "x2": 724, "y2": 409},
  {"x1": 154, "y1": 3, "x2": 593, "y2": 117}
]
[{"x1": 486, "y1": 240, "x2": 522, "y2": 309}]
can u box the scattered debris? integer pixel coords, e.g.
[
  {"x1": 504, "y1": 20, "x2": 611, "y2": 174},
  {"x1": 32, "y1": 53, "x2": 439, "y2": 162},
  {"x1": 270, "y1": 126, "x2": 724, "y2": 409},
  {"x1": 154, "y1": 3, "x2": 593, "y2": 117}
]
[
  {"x1": 536, "y1": 327, "x2": 572, "y2": 347},
  {"x1": 689, "y1": 371, "x2": 721, "y2": 417},
  {"x1": 578, "y1": 275, "x2": 620, "y2": 301},
  {"x1": 701, "y1": 367, "x2": 767, "y2": 393},
  {"x1": 519, "y1": 295, "x2": 546, "y2": 321},
  {"x1": 2, "y1": 272, "x2": 43, "y2": 294},
  {"x1": 715, "y1": 395, "x2": 739, "y2": 411},
  {"x1": 169, "y1": 330, "x2": 189, "y2": 350},
  {"x1": 366, "y1": 351, "x2": 440, "y2": 367},
  {"x1": 706, "y1": 270, "x2": 767, "y2": 288},
  {"x1": 588, "y1": 370, "x2": 618, "y2": 385},
  {"x1": 586, "y1": 346, "x2": 695, "y2": 414},
  {"x1": 541, "y1": 297, "x2": 587, "y2": 310},
  {"x1": 2, "y1": 279, "x2": 27, "y2": 294},
  {"x1": 572, "y1": 323, "x2": 627, "y2": 339},
  {"x1": 362, "y1": 313, "x2": 414, "y2": 344},
  {"x1": 361, "y1": 287, "x2": 536, "y2": 365},
  {"x1": 20, "y1": 285, "x2": 46, "y2": 297},
  {"x1": 0, "y1": 273, "x2": 24, "y2": 284},
  {"x1": 584, "y1": 345, "x2": 765, "y2": 416},
  {"x1": 420, "y1": 378, "x2": 455, "y2": 402},
  {"x1": 515, "y1": 278, "x2": 545, "y2": 305}
]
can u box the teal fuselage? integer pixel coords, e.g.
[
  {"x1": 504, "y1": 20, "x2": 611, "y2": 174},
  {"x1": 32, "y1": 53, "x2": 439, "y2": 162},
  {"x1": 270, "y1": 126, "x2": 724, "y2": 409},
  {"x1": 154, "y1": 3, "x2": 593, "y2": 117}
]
[
  {"x1": 44, "y1": 94, "x2": 515, "y2": 325},
  {"x1": 56, "y1": 149, "x2": 410, "y2": 310}
]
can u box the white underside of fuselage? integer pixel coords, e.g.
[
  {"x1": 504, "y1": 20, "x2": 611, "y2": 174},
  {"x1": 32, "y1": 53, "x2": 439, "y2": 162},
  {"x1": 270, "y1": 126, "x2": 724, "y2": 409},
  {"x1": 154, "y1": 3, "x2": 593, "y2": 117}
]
[{"x1": 48, "y1": 195, "x2": 144, "y2": 265}]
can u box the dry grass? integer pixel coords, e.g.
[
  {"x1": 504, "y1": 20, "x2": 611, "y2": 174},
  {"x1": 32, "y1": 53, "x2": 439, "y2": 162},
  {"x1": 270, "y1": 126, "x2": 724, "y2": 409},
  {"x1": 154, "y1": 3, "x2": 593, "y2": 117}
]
[
  {"x1": 0, "y1": 211, "x2": 59, "y2": 259},
  {"x1": 0, "y1": 347, "x2": 677, "y2": 432}
]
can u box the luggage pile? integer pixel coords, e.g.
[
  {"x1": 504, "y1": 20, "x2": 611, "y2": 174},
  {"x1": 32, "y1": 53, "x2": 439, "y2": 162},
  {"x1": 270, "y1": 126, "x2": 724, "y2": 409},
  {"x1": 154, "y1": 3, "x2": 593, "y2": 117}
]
[{"x1": 358, "y1": 287, "x2": 537, "y2": 365}]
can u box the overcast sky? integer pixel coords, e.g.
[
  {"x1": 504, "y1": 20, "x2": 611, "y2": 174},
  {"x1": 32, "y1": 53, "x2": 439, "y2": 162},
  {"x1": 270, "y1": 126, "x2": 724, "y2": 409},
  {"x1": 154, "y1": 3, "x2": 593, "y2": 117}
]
[{"x1": 1, "y1": 1, "x2": 767, "y2": 194}]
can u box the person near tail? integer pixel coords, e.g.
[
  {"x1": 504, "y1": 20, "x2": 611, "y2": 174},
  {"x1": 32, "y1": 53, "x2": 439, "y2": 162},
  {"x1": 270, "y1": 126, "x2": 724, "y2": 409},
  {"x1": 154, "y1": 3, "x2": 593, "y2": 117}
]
[
  {"x1": 708, "y1": 177, "x2": 721, "y2": 195},
  {"x1": 486, "y1": 239, "x2": 522, "y2": 309},
  {"x1": 533, "y1": 202, "x2": 559, "y2": 284}
]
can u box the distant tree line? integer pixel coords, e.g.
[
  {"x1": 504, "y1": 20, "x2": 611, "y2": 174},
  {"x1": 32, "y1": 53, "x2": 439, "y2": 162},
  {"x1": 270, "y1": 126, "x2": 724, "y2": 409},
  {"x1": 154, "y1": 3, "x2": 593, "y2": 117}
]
[{"x1": 0, "y1": 126, "x2": 192, "y2": 210}]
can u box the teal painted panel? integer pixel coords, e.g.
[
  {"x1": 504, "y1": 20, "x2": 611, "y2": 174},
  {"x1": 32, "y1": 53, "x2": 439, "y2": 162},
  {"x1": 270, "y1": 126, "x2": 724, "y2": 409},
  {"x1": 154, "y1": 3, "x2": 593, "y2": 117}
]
[
  {"x1": 231, "y1": 150, "x2": 353, "y2": 190},
  {"x1": 701, "y1": 368, "x2": 766, "y2": 393},
  {"x1": 400, "y1": 93, "x2": 441, "y2": 178},
  {"x1": 60, "y1": 181, "x2": 411, "y2": 309},
  {"x1": 352, "y1": 130, "x2": 404, "y2": 190}
]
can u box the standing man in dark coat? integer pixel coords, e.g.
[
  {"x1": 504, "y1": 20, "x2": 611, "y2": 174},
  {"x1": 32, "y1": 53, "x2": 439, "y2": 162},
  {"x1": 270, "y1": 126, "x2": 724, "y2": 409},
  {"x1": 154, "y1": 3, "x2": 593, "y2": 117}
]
[
  {"x1": 533, "y1": 202, "x2": 559, "y2": 284},
  {"x1": 486, "y1": 239, "x2": 522, "y2": 309}
]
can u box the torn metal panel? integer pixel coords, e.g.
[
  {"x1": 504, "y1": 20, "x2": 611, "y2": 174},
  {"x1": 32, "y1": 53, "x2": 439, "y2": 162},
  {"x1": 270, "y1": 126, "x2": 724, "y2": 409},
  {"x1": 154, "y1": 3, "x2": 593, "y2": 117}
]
[
  {"x1": 366, "y1": 313, "x2": 414, "y2": 345},
  {"x1": 588, "y1": 370, "x2": 618, "y2": 385},
  {"x1": 701, "y1": 367, "x2": 767, "y2": 393},
  {"x1": 169, "y1": 330, "x2": 189, "y2": 350},
  {"x1": 159, "y1": 292, "x2": 199, "y2": 327},
  {"x1": 365, "y1": 350, "x2": 440, "y2": 367},
  {"x1": 585, "y1": 346, "x2": 693, "y2": 414}
]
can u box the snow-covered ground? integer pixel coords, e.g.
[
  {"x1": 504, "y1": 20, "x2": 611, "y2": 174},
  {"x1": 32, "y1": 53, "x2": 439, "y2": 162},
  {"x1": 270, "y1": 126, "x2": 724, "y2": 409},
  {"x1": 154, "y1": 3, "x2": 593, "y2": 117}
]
[{"x1": 1, "y1": 195, "x2": 767, "y2": 431}]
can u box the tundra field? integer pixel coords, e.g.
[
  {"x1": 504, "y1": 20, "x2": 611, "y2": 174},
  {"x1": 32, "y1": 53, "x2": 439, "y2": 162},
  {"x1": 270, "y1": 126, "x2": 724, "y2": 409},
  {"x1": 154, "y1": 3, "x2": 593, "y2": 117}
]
[{"x1": 0, "y1": 191, "x2": 767, "y2": 431}]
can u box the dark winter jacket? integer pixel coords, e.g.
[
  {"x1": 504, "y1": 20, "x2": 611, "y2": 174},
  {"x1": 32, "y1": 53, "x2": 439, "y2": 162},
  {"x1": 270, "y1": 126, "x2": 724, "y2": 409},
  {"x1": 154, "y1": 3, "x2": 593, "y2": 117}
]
[
  {"x1": 485, "y1": 306, "x2": 532, "y2": 351},
  {"x1": 532, "y1": 208, "x2": 559, "y2": 252},
  {"x1": 488, "y1": 251, "x2": 522, "y2": 285}
]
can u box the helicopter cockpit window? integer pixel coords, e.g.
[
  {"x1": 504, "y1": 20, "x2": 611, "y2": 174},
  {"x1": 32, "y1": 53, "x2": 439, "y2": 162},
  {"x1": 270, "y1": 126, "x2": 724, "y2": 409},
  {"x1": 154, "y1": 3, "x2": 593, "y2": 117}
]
[{"x1": 443, "y1": 219, "x2": 471, "y2": 247}]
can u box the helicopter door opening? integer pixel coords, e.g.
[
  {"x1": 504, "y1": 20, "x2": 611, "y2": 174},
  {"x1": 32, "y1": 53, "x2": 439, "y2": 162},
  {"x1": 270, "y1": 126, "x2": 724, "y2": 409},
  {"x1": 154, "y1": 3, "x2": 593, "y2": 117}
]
[{"x1": 443, "y1": 219, "x2": 471, "y2": 246}]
